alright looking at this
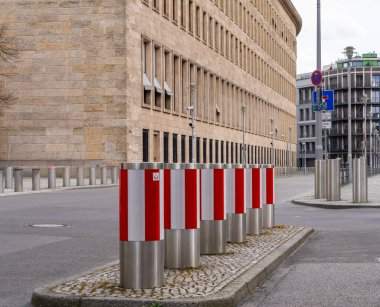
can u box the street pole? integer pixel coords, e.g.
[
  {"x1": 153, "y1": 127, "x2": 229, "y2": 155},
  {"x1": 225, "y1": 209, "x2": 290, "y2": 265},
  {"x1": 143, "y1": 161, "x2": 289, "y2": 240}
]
[
  {"x1": 189, "y1": 83, "x2": 196, "y2": 163},
  {"x1": 303, "y1": 141, "x2": 306, "y2": 174},
  {"x1": 242, "y1": 105, "x2": 246, "y2": 165},
  {"x1": 270, "y1": 118, "x2": 274, "y2": 166},
  {"x1": 345, "y1": 46, "x2": 355, "y2": 182},
  {"x1": 363, "y1": 94, "x2": 368, "y2": 161},
  {"x1": 315, "y1": 0, "x2": 323, "y2": 161},
  {"x1": 288, "y1": 126, "x2": 292, "y2": 173}
]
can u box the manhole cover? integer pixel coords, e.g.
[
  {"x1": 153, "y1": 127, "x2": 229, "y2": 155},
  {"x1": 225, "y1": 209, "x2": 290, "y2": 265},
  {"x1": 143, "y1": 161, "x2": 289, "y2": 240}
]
[{"x1": 25, "y1": 224, "x2": 70, "y2": 228}]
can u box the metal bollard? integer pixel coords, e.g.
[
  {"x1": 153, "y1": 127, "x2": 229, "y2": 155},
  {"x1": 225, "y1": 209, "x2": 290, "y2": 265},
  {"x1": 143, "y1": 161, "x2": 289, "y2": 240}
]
[
  {"x1": 326, "y1": 159, "x2": 341, "y2": 201},
  {"x1": 89, "y1": 167, "x2": 96, "y2": 185},
  {"x1": 163, "y1": 163, "x2": 200, "y2": 268},
  {"x1": 225, "y1": 164, "x2": 246, "y2": 243},
  {"x1": 246, "y1": 164, "x2": 263, "y2": 235},
  {"x1": 262, "y1": 164, "x2": 275, "y2": 229},
  {"x1": 119, "y1": 162, "x2": 164, "y2": 289},
  {"x1": 5, "y1": 166, "x2": 13, "y2": 189},
  {"x1": 111, "y1": 166, "x2": 118, "y2": 184},
  {"x1": 14, "y1": 168, "x2": 23, "y2": 192},
  {"x1": 63, "y1": 166, "x2": 70, "y2": 187},
  {"x1": 77, "y1": 167, "x2": 84, "y2": 186},
  {"x1": 101, "y1": 166, "x2": 107, "y2": 185},
  {"x1": 353, "y1": 158, "x2": 367, "y2": 203},
  {"x1": 200, "y1": 163, "x2": 227, "y2": 255},
  {"x1": 32, "y1": 169, "x2": 40, "y2": 191},
  {"x1": 48, "y1": 166, "x2": 56, "y2": 189},
  {"x1": 315, "y1": 160, "x2": 327, "y2": 199},
  {"x1": 0, "y1": 169, "x2": 3, "y2": 193}
]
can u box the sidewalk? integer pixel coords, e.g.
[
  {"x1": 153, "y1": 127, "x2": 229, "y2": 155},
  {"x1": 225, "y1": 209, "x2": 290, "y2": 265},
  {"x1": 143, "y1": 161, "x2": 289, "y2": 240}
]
[
  {"x1": 0, "y1": 177, "x2": 117, "y2": 197},
  {"x1": 32, "y1": 227, "x2": 313, "y2": 307},
  {"x1": 292, "y1": 174, "x2": 380, "y2": 209}
]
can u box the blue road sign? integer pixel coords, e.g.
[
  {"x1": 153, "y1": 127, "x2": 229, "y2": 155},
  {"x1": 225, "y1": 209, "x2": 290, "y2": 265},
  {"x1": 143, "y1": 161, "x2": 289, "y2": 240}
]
[
  {"x1": 313, "y1": 90, "x2": 334, "y2": 111},
  {"x1": 311, "y1": 70, "x2": 323, "y2": 86}
]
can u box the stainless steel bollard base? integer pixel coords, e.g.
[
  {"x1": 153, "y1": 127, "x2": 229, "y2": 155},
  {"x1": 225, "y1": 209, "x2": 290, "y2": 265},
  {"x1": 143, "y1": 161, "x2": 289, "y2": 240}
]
[
  {"x1": 246, "y1": 208, "x2": 262, "y2": 235},
  {"x1": 101, "y1": 166, "x2": 107, "y2": 185},
  {"x1": 63, "y1": 167, "x2": 70, "y2": 187},
  {"x1": 48, "y1": 167, "x2": 56, "y2": 189},
  {"x1": 14, "y1": 168, "x2": 23, "y2": 192},
  {"x1": 32, "y1": 169, "x2": 40, "y2": 191},
  {"x1": 165, "y1": 229, "x2": 200, "y2": 268},
  {"x1": 77, "y1": 167, "x2": 84, "y2": 186},
  {"x1": 200, "y1": 220, "x2": 227, "y2": 254},
  {"x1": 0, "y1": 170, "x2": 3, "y2": 193},
  {"x1": 120, "y1": 240, "x2": 164, "y2": 289},
  {"x1": 263, "y1": 205, "x2": 275, "y2": 229},
  {"x1": 226, "y1": 213, "x2": 246, "y2": 243},
  {"x1": 111, "y1": 166, "x2": 118, "y2": 184},
  {"x1": 5, "y1": 167, "x2": 13, "y2": 189},
  {"x1": 89, "y1": 167, "x2": 96, "y2": 185}
]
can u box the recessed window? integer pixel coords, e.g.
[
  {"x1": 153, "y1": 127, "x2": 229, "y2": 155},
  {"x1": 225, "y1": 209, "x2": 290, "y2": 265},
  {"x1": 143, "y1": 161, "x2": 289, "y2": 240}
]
[
  {"x1": 143, "y1": 129, "x2": 149, "y2": 162},
  {"x1": 153, "y1": 45, "x2": 163, "y2": 107},
  {"x1": 164, "y1": 50, "x2": 173, "y2": 110},
  {"x1": 173, "y1": 134, "x2": 178, "y2": 163},
  {"x1": 181, "y1": 135, "x2": 186, "y2": 163},
  {"x1": 143, "y1": 40, "x2": 152, "y2": 106},
  {"x1": 164, "y1": 132, "x2": 169, "y2": 163}
]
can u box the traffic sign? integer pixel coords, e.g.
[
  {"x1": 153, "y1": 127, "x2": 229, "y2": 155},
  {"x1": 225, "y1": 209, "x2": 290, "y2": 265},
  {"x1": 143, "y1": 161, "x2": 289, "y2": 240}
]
[
  {"x1": 322, "y1": 120, "x2": 332, "y2": 129},
  {"x1": 313, "y1": 90, "x2": 334, "y2": 111},
  {"x1": 311, "y1": 70, "x2": 323, "y2": 86}
]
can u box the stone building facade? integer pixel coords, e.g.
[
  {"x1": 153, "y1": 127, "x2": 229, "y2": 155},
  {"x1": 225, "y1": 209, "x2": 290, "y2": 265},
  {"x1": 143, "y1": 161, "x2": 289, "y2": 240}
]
[{"x1": 0, "y1": 0, "x2": 301, "y2": 167}]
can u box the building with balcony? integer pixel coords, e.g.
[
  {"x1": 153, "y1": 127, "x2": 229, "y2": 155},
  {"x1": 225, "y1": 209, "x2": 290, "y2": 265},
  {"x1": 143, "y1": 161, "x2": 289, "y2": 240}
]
[
  {"x1": 296, "y1": 51, "x2": 380, "y2": 168},
  {"x1": 0, "y1": 0, "x2": 302, "y2": 168}
]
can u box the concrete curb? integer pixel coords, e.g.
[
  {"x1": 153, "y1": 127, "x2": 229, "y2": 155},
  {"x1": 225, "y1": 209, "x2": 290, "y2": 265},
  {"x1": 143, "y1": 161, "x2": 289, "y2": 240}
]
[
  {"x1": 31, "y1": 228, "x2": 314, "y2": 307},
  {"x1": 292, "y1": 197, "x2": 380, "y2": 209}
]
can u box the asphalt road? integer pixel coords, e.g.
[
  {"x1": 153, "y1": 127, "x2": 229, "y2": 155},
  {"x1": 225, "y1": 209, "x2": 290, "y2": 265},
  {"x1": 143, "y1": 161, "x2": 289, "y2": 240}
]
[
  {"x1": 240, "y1": 174, "x2": 380, "y2": 307},
  {"x1": 1, "y1": 174, "x2": 379, "y2": 307}
]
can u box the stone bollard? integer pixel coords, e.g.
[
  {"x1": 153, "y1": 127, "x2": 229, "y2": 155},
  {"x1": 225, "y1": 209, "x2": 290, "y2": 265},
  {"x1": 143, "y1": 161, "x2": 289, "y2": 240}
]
[
  {"x1": 32, "y1": 169, "x2": 41, "y2": 191},
  {"x1": 14, "y1": 168, "x2": 23, "y2": 192},
  {"x1": 63, "y1": 166, "x2": 70, "y2": 187},
  {"x1": 111, "y1": 166, "x2": 118, "y2": 184},
  {"x1": 101, "y1": 166, "x2": 107, "y2": 185},
  {"x1": 48, "y1": 166, "x2": 56, "y2": 189},
  {"x1": 89, "y1": 167, "x2": 96, "y2": 185},
  {"x1": 0, "y1": 169, "x2": 3, "y2": 194},
  {"x1": 77, "y1": 167, "x2": 84, "y2": 186},
  {"x1": 5, "y1": 166, "x2": 13, "y2": 189}
]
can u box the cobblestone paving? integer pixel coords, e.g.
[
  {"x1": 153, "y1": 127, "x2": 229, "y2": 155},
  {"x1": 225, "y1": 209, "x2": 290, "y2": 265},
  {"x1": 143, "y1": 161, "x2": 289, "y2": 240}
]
[{"x1": 51, "y1": 226, "x2": 303, "y2": 300}]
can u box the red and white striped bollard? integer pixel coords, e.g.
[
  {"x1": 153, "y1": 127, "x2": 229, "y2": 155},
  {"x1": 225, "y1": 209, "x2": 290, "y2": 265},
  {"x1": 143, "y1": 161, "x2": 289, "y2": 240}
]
[
  {"x1": 200, "y1": 163, "x2": 227, "y2": 254},
  {"x1": 119, "y1": 162, "x2": 164, "y2": 289},
  {"x1": 262, "y1": 164, "x2": 275, "y2": 228},
  {"x1": 226, "y1": 164, "x2": 246, "y2": 243},
  {"x1": 164, "y1": 163, "x2": 200, "y2": 268},
  {"x1": 246, "y1": 164, "x2": 263, "y2": 235}
]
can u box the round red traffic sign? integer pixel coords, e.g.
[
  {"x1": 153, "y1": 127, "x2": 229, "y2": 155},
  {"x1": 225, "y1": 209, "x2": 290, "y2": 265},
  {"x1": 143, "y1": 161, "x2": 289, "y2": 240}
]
[{"x1": 311, "y1": 70, "x2": 323, "y2": 86}]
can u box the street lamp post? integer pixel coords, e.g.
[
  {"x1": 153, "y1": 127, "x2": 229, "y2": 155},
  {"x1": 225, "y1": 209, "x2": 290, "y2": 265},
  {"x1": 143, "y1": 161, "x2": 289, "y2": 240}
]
[
  {"x1": 188, "y1": 83, "x2": 196, "y2": 163},
  {"x1": 288, "y1": 126, "x2": 292, "y2": 174},
  {"x1": 302, "y1": 141, "x2": 306, "y2": 174},
  {"x1": 242, "y1": 105, "x2": 246, "y2": 165},
  {"x1": 315, "y1": 0, "x2": 323, "y2": 161},
  {"x1": 363, "y1": 94, "x2": 368, "y2": 161},
  {"x1": 270, "y1": 118, "x2": 274, "y2": 166},
  {"x1": 344, "y1": 46, "x2": 355, "y2": 182}
]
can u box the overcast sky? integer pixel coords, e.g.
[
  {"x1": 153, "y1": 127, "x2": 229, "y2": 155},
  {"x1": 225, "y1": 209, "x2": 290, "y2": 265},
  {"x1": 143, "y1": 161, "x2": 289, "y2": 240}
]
[{"x1": 292, "y1": 0, "x2": 380, "y2": 75}]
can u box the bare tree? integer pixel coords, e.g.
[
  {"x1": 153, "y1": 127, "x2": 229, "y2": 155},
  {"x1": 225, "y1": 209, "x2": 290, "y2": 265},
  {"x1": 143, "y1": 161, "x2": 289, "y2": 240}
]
[{"x1": 0, "y1": 24, "x2": 18, "y2": 106}]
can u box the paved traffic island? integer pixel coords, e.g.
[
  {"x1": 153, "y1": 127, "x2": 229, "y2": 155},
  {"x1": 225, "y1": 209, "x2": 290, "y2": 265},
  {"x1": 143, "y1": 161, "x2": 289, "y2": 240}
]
[{"x1": 32, "y1": 226, "x2": 313, "y2": 307}]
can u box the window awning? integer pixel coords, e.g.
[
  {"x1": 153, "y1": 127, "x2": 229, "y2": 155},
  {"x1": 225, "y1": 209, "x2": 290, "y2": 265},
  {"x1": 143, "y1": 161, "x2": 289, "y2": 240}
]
[
  {"x1": 154, "y1": 77, "x2": 164, "y2": 94},
  {"x1": 143, "y1": 73, "x2": 152, "y2": 91},
  {"x1": 164, "y1": 81, "x2": 173, "y2": 96}
]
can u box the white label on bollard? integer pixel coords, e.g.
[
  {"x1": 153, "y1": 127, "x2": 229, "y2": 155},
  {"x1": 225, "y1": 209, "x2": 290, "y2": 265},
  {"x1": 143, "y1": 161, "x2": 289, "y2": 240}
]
[{"x1": 153, "y1": 172, "x2": 160, "y2": 181}]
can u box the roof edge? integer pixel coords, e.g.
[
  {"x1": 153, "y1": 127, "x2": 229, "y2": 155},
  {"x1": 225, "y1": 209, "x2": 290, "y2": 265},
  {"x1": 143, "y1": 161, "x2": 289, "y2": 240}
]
[{"x1": 280, "y1": 0, "x2": 302, "y2": 36}]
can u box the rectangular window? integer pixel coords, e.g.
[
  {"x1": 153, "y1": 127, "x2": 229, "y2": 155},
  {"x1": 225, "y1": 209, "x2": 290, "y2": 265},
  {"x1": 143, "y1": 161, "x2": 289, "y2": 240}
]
[
  {"x1": 153, "y1": 0, "x2": 160, "y2": 11},
  {"x1": 215, "y1": 140, "x2": 219, "y2": 163},
  {"x1": 143, "y1": 40, "x2": 152, "y2": 106},
  {"x1": 231, "y1": 142, "x2": 234, "y2": 163},
  {"x1": 181, "y1": 135, "x2": 186, "y2": 163},
  {"x1": 203, "y1": 138, "x2": 207, "y2": 162},
  {"x1": 235, "y1": 143, "x2": 238, "y2": 163},
  {"x1": 196, "y1": 137, "x2": 200, "y2": 163},
  {"x1": 196, "y1": 6, "x2": 201, "y2": 37},
  {"x1": 221, "y1": 141, "x2": 224, "y2": 163},
  {"x1": 163, "y1": 0, "x2": 170, "y2": 16},
  {"x1": 182, "y1": 59, "x2": 188, "y2": 113},
  {"x1": 372, "y1": 75, "x2": 380, "y2": 87},
  {"x1": 189, "y1": 0, "x2": 194, "y2": 33},
  {"x1": 164, "y1": 50, "x2": 173, "y2": 110},
  {"x1": 164, "y1": 132, "x2": 169, "y2": 163},
  {"x1": 173, "y1": 55, "x2": 180, "y2": 112},
  {"x1": 153, "y1": 45, "x2": 163, "y2": 107},
  {"x1": 226, "y1": 141, "x2": 229, "y2": 163},
  {"x1": 143, "y1": 129, "x2": 149, "y2": 162},
  {"x1": 373, "y1": 90, "x2": 380, "y2": 103},
  {"x1": 173, "y1": 134, "x2": 178, "y2": 163},
  {"x1": 209, "y1": 17, "x2": 213, "y2": 48},
  {"x1": 173, "y1": 0, "x2": 178, "y2": 23},
  {"x1": 181, "y1": 0, "x2": 186, "y2": 28},
  {"x1": 202, "y1": 12, "x2": 207, "y2": 44},
  {"x1": 189, "y1": 136, "x2": 193, "y2": 162},
  {"x1": 209, "y1": 139, "x2": 213, "y2": 163}
]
